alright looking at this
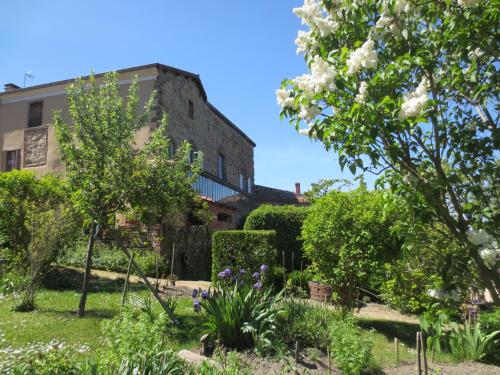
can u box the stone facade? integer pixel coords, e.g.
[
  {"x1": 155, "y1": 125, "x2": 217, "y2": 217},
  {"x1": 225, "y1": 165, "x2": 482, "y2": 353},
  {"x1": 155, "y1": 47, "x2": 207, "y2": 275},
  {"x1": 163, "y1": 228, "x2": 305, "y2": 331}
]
[{"x1": 23, "y1": 127, "x2": 48, "y2": 167}]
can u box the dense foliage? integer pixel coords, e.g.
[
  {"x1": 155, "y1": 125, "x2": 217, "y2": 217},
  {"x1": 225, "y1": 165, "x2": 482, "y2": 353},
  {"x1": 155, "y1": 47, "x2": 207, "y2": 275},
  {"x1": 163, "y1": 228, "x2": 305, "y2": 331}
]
[
  {"x1": 279, "y1": 0, "x2": 499, "y2": 303},
  {"x1": 302, "y1": 187, "x2": 400, "y2": 305},
  {"x1": 244, "y1": 205, "x2": 310, "y2": 271},
  {"x1": 58, "y1": 241, "x2": 164, "y2": 278},
  {"x1": 211, "y1": 230, "x2": 277, "y2": 283}
]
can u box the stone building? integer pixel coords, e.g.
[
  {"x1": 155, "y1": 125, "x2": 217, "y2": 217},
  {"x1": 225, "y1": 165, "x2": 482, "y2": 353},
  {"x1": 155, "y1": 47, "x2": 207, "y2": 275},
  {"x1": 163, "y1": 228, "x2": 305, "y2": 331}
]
[{"x1": 0, "y1": 63, "x2": 305, "y2": 279}]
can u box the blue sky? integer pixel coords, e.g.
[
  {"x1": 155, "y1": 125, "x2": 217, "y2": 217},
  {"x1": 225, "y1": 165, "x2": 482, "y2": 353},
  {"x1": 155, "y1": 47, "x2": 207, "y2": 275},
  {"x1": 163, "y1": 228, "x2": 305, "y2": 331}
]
[{"x1": 0, "y1": 0, "x2": 374, "y2": 191}]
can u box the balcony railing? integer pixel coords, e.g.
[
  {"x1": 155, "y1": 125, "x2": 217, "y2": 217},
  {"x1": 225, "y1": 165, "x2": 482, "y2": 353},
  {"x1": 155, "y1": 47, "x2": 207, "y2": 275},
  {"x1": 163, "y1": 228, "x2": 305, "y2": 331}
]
[{"x1": 193, "y1": 174, "x2": 243, "y2": 205}]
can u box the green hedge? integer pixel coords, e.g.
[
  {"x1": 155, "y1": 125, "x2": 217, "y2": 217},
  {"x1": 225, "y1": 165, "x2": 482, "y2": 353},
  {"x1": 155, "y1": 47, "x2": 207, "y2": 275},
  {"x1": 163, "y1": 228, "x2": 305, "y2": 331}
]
[
  {"x1": 211, "y1": 230, "x2": 277, "y2": 283},
  {"x1": 58, "y1": 241, "x2": 165, "y2": 277},
  {"x1": 244, "y1": 204, "x2": 309, "y2": 271}
]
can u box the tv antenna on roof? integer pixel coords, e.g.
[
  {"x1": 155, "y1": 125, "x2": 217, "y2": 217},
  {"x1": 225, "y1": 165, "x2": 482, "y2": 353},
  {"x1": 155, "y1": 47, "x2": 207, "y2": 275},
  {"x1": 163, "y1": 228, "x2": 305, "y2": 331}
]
[{"x1": 23, "y1": 71, "x2": 34, "y2": 88}]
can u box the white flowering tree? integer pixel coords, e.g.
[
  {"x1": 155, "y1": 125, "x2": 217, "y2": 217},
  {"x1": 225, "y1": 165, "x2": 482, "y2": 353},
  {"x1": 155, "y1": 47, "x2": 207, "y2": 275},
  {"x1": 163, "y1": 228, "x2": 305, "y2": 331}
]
[{"x1": 278, "y1": 0, "x2": 499, "y2": 303}]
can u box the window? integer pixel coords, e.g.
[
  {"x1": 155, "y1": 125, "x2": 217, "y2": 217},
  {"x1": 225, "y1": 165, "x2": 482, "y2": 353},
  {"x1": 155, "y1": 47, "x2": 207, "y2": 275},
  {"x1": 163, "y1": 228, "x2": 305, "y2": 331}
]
[
  {"x1": 217, "y1": 213, "x2": 232, "y2": 223},
  {"x1": 239, "y1": 174, "x2": 245, "y2": 190},
  {"x1": 247, "y1": 177, "x2": 252, "y2": 194},
  {"x1": 5, "y1": 150, "x2": 21, "y2": 171},
  {"x1": 188, "y1": 100, "x2": 194, "y2": 120},
  {"x1": 217, "y1": 153, "x2": 225, "y2": 180},
  {"x1": 28, "y1": 102, "x2": 43, "y2": 128},
  {"x1": 189, "y1": 149, "x2": 197, "y2": 164}
]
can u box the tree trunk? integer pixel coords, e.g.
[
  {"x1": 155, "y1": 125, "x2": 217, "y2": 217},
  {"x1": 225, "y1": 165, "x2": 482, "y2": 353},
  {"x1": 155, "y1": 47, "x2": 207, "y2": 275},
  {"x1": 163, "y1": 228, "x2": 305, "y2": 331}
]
[
  {"x1": 78, "y1": 223, "x2": 96, "y2": 317},
  {"x1": 469, "y1": 248, "x2": 500, "y2": 305}
]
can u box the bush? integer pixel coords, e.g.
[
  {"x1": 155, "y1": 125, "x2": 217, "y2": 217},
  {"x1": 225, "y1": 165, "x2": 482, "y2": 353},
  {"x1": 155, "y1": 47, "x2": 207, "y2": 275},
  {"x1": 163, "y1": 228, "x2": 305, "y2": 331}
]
[
  {"x1": 330, "y1": 317, "x2": 374, "y2": 375},
  {"x1": 211, "y1": 230, "x2": 277, "y2": 283},
  {"x1": 58, "y1": 241, "x2": 164, "y2": 277},
  {"x1": 201, "y1": 271, "x2": 283, "y2": 351},
  {"x1": 284, "y1": 270, "x2": 313, "y2": 298},
  {"x1": 479, "y1": 308, "x2": 500, "y2": 364},
  {"x1": 244, "y1": 205, "x2": 309, "y2": 271},
  {"x1": 302, "y1": 187, "x2": 400, "y2": 306},
  {"x1": 447, "y1": 320, "x2": 500, "y2": 362},
  {"x1": 278, "y1": 300, "x2": 341, "y2": 350}
]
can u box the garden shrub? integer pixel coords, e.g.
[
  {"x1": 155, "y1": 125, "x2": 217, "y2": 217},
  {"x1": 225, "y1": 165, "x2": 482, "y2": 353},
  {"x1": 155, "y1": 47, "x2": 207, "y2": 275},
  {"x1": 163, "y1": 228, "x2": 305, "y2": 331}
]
[
  {"x1": 302, "y1": 187, "x2": 400, "y2": 306},
  {"x1": 330, "y1": 317, "x2": 374, "y2": 375},
  {"x1": 201, "y1": 269, "x2": 283, "y2": 351},
  {"x1": 278, "y1": 299, "x2": 342, "y2": 350},
  {"x1": 211, "y1": 230, "x2": 277, "y2": 283},
  {"x1": 284, "y1": 269, "x2": 313, "y2": 298},
  {"x1": 480, "y1": 308, "x2": 500, "y2": 364},
  {"x1": 244, "y1": 205, "x2": 309, "y2": 271},
  {"x1": 58, "y1": 241, "x2": 164, "y2": 277}
]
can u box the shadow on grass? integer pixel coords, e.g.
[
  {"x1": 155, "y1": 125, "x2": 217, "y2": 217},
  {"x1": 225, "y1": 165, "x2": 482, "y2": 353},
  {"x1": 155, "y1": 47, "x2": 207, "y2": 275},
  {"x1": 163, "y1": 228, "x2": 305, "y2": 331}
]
[
  {"x1": 357, "y1": 318, "x2": 420, "y2": 348},
  {"x1": 43, "y1": 266, "x2": 146, "y2": 293}
]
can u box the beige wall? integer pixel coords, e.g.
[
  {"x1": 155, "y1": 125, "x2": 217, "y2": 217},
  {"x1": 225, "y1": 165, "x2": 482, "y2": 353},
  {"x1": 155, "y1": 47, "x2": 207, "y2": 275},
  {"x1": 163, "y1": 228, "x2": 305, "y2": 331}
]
[
  {"x1": 0, "y1": 65, "x2": 255, "y2": 194},
  {"x1": 0, "y1": 67, "x2": 158, "y2": 176}
]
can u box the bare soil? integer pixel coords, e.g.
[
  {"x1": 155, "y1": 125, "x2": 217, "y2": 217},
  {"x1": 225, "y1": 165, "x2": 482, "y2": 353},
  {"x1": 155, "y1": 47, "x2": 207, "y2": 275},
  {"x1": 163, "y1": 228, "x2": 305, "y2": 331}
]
[{"x1": 384, "y1": 361, "x2": 500, "y2": 375}]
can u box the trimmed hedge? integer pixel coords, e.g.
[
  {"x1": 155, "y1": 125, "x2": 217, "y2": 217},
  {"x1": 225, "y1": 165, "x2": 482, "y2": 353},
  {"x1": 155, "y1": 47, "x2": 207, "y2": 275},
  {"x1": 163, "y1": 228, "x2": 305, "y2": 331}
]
[
  {"x1": 244, "y1": 204, "x2": 309, "y2": 271},
  {"x1": 211, "y1": 230, "x2": 277, "y2": 283}
]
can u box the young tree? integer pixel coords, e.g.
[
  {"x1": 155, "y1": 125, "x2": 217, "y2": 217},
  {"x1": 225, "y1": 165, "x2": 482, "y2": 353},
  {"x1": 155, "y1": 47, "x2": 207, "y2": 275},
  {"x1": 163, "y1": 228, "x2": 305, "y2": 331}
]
[
  {"x1": 53, "y1": 72, "x2": 202, "y2": 318},
  {"x1": 278, "y1": 1, "x2": 499, "y2": 303}
]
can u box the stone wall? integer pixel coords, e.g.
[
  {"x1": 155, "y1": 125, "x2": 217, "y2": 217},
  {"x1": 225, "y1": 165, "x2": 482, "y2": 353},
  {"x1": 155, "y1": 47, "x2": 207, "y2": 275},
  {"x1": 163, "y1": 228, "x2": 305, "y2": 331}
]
[{"x1": 155, "y1": 68, "x2": 255, "y2": 190}]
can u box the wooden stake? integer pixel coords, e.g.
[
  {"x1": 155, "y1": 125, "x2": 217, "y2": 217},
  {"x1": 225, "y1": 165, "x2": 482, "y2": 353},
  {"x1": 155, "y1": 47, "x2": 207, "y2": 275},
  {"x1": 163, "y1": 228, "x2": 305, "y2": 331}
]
[
  {"x1": 294, "y1": 341, "x2": 299, "y2": 363},
  {"x1": 121, "y1": 252, "x2": 135, "y2": 309},
  {"x1": 170, "y1": 243, "x2": 175, "y2": 281},
  {"x1": 420, "y1": 332, "x2": 428, "y2": 375},
  {"x1": 417, "y1": 332, "x2": 422, "y2": 375},
  {"x1": 282, "y1": 251, "x2": 286, "y2": 294},
  {"x1": 394, "y1": 337, "x2": 399, "y2": 364},
  {"x1": 291, "y1": 251, "x2": 294, "y2": 272},
  {"x1": 327, "y1": 346, "x2": 331, "y2": 375}
]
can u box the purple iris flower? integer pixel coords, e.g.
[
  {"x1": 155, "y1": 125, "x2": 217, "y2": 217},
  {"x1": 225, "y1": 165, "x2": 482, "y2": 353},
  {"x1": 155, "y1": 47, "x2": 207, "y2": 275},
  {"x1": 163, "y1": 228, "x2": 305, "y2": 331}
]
[
  {"x1": 252, "y1": 272, "x2": 260, "y2": 280},
  {"x1": 239, "y1": 268, "x2": 246, "y2": 275},
  {"x1": 260, "y1": 264, "x2": 268, "y2": 273},
  {"x1": 254, "y1": 281, "x2": 263, "y2": 291},
  {"x1": 201, "y1": 290, "x2": 209, "y2": 300},
  {"x1": 191, "y1": 289, "x2": 199, "y2": 298},
  {"x1": 239, "y1": 280, "x2": 245, "y2": 286},
  {"x1": 193, "y1": 299, "x2": 201, "y2": 312},
  {"x1": 218, "y1": 271, "x2": 226, "y2": 279}
]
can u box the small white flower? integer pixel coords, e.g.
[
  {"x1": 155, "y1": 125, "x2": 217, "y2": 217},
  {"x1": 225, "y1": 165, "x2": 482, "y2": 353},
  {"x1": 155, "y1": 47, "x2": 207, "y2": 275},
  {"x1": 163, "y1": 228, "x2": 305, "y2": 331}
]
[
  {"x1": 468, "y1": 47, "x2": 485, "y2": 59},
  {"x1": 295, "y1": 30, "x2": 315, "y2": 54},
  {"x1": 400, "y1": 77, "x2": 429, "y2": 119},
  {"x1": 313, "y1": 16, "x2": 339, "y2": 37},
  {"x1": 298, "y1": 104, "x2": 321, "y2": 121},
  {"x1": 276, "y1": 89, "x2": 295, "y2": 108},
  {"x1": 293, "y1": 0, "x2": 323, "y2": 27},
  {"x1": 355, "y1": 81, "x2": 368, "y2": 103},
  {"x1": 346, "y1": 39, "x2": 378, "y2": 75},
  {"x1": 395, "y1": 0, "x2": 411, "y2": 14}
]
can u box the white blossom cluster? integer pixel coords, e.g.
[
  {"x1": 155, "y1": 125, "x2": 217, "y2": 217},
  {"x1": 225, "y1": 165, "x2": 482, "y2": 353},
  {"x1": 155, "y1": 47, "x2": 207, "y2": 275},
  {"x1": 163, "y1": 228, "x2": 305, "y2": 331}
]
[
  {"x1": 467, "y1": 230, "x2": 499, "y2": 269},
  {"x1": 293, "y1": 0, "x2": 341, "y2": 55},
  {"x1": 298, "y1": 104, "x2": 322, "y2": 122},
  {"x1": 276, "y1": 88, "x2": 295, "y2": 108},
  {"x1": 346, "y1": 39, "x2": 378, "y2": 75},
  {"x1": 458, "y1": 0, "x2": 479, "y2": 7},
  {"x1": 395, "y1": 0, "x2": 411, "y2": 15},
  {"x1": 399, "y1": 77, "x2": 429, "y2": 119},
  {"x1": 355, "y1": 81, "x2": 368, "y2": 103}
]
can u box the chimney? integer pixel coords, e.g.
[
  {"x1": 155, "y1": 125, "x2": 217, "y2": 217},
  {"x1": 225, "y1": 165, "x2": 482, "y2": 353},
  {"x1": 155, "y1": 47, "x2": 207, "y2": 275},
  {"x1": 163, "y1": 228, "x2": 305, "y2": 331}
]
[
  {"x1": 295, "y1": 182, "x2": 301, "y2": 195},
  {"x1": 4, "y1": 83, "x2": 20, "y2": 92}
]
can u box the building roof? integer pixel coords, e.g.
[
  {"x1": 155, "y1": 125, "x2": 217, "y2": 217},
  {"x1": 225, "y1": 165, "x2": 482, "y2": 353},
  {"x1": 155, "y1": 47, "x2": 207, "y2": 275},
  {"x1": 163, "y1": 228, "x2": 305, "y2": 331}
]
[
  {"x1": 253, "y1": 185, "x2": 309, "y2": 206},
  {"x1": 1, "y1": 63, "x2": 256, "y2": 147}
]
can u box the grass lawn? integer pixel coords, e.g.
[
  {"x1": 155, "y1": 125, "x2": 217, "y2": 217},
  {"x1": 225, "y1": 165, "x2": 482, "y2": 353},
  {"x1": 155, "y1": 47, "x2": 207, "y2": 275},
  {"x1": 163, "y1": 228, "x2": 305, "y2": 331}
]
[
  {"x1": 0, "y1": 275, "x2": 203, "y2": 353},
  {"x1": 0, "y1": 269, "x2": 455, "y2": 370},
  {"x1": 358, "y1": 317, "x2": 454, "y2": 367}
]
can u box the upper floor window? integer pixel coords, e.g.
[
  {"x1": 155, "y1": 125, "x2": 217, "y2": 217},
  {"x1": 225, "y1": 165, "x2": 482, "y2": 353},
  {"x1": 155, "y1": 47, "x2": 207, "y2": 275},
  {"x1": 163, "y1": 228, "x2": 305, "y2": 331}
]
[
  {"x1": 239, "y1": 174, "x2": 245, "y2": 190},
  {"x1": 28, "y1": 101, "x2": 43, "y2": 128},
  {"x1": 217, "y1": 153, "x2": 225, "y2": 180},
  {"x1": 188, "y1": 100, "x2": 194, "y2": 120},
  {"x1": 247, "y1": 177, "x2": 252, "y2": 194},
  {"x1": 4, "y1": 150, "x2": 21, "y2": 171}
]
